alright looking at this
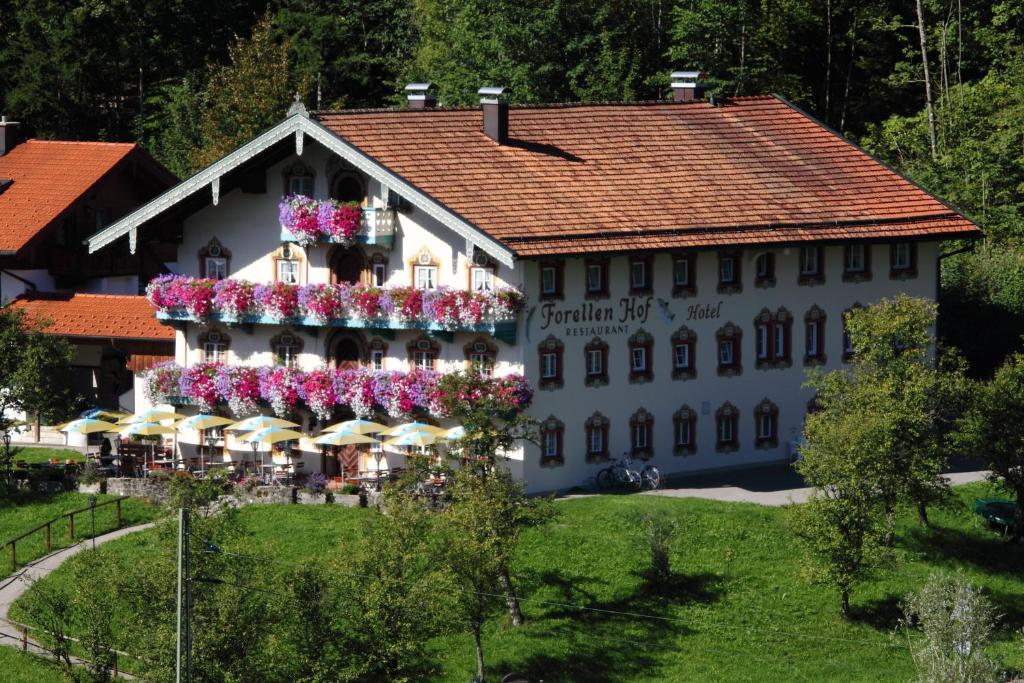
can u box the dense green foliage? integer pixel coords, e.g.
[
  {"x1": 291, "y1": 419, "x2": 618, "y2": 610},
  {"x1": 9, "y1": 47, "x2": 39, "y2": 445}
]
[
  {"x1": 0, "y1": 647, "x2": 65, "y2": 683},
  {"x1": 11, "y1": 485, "x2": 1024, "y2": 681}
]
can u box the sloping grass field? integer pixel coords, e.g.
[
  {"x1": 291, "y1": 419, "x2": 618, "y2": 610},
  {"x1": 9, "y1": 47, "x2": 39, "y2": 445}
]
[{"x1": 8, "y1": 482, "x2": 1023, "y2": 682}]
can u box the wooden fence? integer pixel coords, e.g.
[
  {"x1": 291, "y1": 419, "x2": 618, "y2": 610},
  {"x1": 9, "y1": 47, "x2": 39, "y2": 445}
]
[{"x1": 2, "y1": 496, "x2": 127, "y2": 573}]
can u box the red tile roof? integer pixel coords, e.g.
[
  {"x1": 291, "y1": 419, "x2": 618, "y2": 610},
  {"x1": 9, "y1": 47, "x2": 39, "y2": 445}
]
[
  {"x1": 7, "y1": 292, "x2": 174, "y2": 341},
  {"x1": 0, "y1": 140, "x2": 138, "y2": 254},
  {"x1": 316, "y1": 96, "x2": 979, "y2": 256}
]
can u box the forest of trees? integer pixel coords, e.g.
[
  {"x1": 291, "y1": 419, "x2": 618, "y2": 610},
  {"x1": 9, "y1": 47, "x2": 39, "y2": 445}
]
[{"x1": 2, "y1": 0, "x2": 1022, "y2": 369}]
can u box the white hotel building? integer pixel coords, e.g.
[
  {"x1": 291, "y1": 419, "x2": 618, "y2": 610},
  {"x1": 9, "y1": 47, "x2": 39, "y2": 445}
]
[{"x1": 88, "y1": 81, "x2": 979, "y2": 493}]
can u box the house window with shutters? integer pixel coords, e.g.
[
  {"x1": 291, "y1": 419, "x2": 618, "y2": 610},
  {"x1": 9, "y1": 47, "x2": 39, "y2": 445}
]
[
  {"x1": 199, "y1": 328, "x2": 230, "y2": 363},
  {"x1": 627, "y1": 328, "x2": 653, "y2": 383},
  {"x1": 716, "y1": 322, "x2": 742, "y2": 377},
  {"x1": 583, "y1": 336, "x2": 609, "y2": 387},
  {"x1": 584, "y1": 258, "x2": 610, "y2": 299},
  {"x1": 670, "y1": 325, "x2": 696, "y2": 380},
  {"x1": 539, "y1": 260, "x2": 564, "y2": 300},
  {"x1": 585, "y1": 412, "x2": 610, "y2": 462},
  {"x1": 270, "y1": 330, "x2": 304, "y2": 368},
  {"x1": 672, "y1": 252, "x2": 697, "y2": 297},
  {"x1": 754, "y1": 252, "x2": 776, "y2": 288},
  {"x1": 464, "y1": 337, "x2": 497, "y2": 377},
  {"x1": 804, "y1": 305, "x2": 827, "y2": 365},
  {"x1": 843, "y1": 244, "x2": 872, "y2": 282},
  {"x1": 538, "y1": 335, "x2": 564, "y2": 389},
  {"x1": 629, "y1": 254, "x2": 653, "y2": 294},
  {"x1": 629, "y1": 408, "x2": 654, "y2": 458},
  {"x1": 407, "y1": 335, "x2": 440, "y2": 371},
  {"x1": 798, "y1": 246, "x2": 824, "y2": 285},
  {"x1": 717, "y1": 251, "x2": 742, "y2": 294},
  {"x1": 890, "y1": 242, "x2": 918, "y2": 279},
  {"x1": 673, "y1": 405, "x2": 697, "y2": 455},
  {"x1": 198, "y1": 238, "x2": 230, "y2": 279},
  {"x1": 753, "y1": 307, "x2": 792, "y2": 369},
  {"x1": 715, "y1": 402, "x2": 739, "y2": 453},
  {"x1": 539, "y1": 416, "x2": 564, "y2": 466},
  {"x1": 754, "y1": 398, "x2": 779, "y2": 449}
]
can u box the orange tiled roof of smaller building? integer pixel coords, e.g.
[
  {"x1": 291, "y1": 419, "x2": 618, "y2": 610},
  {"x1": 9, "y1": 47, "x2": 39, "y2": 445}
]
[
  {"x1": 317, "y1": 96, "x2": 980, "y2": 256},
  {"x1": 7, "y1": 292, "x2": 174, "y2": 341},
  {"x1": 0, "y1": 140, "x2": 138, "y2": 254}
]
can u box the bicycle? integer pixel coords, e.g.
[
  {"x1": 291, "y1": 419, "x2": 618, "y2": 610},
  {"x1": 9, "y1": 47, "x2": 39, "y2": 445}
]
[{"x1": 596, "y1": 454, "x2": 660, "y2": 492}]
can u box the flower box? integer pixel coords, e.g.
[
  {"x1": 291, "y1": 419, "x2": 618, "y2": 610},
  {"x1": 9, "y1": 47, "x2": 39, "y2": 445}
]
[{"x1": 279, "y1": 204, "x2": 396, "y2": 249}]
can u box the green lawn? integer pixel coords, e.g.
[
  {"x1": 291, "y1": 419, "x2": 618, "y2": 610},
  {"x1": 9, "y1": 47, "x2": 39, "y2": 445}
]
[
  {"x1": 0, "y1": 646, "x2": 66, "y2": 683},
  {"x1": 6, "y1": 446, "x2": 83, "y2": 466},
  {"x1": 1, "y1": 491, "x2": 162, "y2": 576},
  {"x1": 11, "y1": 483, "x2": 1023, "y2": 682}
]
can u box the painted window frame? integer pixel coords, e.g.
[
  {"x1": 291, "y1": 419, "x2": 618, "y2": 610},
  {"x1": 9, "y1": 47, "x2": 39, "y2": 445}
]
[
  {"x1": 842, "y1": 244, "x2": 872, "y2": 282},
  {"x1": 539, "y1": 416, "x2": 565, "y2": 466},
  {"x1": 627, "y1": 328, "x2": 654, "y2": 384},
  {"x1": 716, "y1": 322, "x2": 743, "y2": 377},
  {"x1": 629, "y1": 408, "x2": 654, "y2": 458},
  {"x1": 804, "y1": 305, "x2": 827, "y2": 365},
  {"x1": 585, "y1": 411, "x2": 610, "y2": 462},
  {"x1": 754, "y1": 252, "x2": 776, "y2": 288},
  {"x1": 629, "y1": 254, "x2": 654, "y2": 295},
  {"x1": 889, "y1": 242, "x2": 918, "y2": 279},
  {"x1": 715, "y1": 402, "x2": 740, "y2": 453},
  {"x1": 539, "y1": 260, "x2": 565, "y2": 300},
  {"x1": 717, "y1": 251, "x2": 742, "y2": 294},
  {"x1": 754, "y1": 398, "x2": 780, "y2": 449},
  {"x1": 538, "y1": 335, "x2": 564, "y2": 389},
  {"x1": 673, "y1": 405, "x2": 697, "y2": 455},
  {"x1": 583, "y1": 336, "x2": 609, "y2": 387},
  {"x1": 798, "y1": 246, "x2": 825, "y2": 285},
  {"x1": 672, "y1": 252, "x2": 697, "y2": 297}
]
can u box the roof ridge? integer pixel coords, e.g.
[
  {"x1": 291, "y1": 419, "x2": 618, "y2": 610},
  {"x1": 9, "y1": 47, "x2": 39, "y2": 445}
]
[{"x1": 22, "y1": 139, "x2": 138, "y2": 148}]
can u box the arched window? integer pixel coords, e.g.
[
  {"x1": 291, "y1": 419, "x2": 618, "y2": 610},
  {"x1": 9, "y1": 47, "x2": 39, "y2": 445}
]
[
  {"x1": 270, "y1": 330, "x2": 304, "y2": 368},
  {"x1": 673, "y1": 405, "x2": 697, "y2": 455},
  {"x1": 584, "y1": 336, "x2": 609, "y2": 387},
  {"x1": 407, "y1": 334, "x2": 440, "y2": 371},
  {"x1": 716, "y1": 322, "x2": 742, "y2": 377},
  {"x1": 715, "y1": 402, "x2": 739, "y2": 452},
  {"x1": 198, "y1": 238, "x2": 230, "y2": 279},
  {"x1": 804, "y1": 305, "x2": 827, "y2": 365},
  {"x1": 331, "y1": 171, "x2": 366, "y2": 205},
  {"x1": 628, "y1": 328, "x2": 653, "y2": 383},
  {"x1": 464, "y1": 337, "x2": 497, "y2": 376},
  {"x1": 539, "y1": 416, "x2": 564, "y2": 466},
  {"x1": 585, "y1": 412, "x2": 610, "y2": 462},
  {"x1": 629, "y1": 408, "x2": 654, "y2": 458},
  {"x1": 671, "y1": 325, "x2": 696, "y2": 380},
  {"x1": 328, "y1": 331, "x2": 366, "y2": 370},
  {"x1": 198, "y1": 328, "x2": 230, "y2": 363},
  {"x1": 330, "y1": 246, "x2": 366, "y2": 285},
  {"x1": 754, "y1": 398, "x2": 780, "y2": 449}
]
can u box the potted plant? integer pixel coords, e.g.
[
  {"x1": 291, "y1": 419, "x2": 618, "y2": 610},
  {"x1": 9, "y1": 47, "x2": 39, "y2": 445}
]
[
  {"x1": 298, "y1": 472, "x2": 328, "y2": 504},
  {"x1": 77, "y1": 462, "x2": 106, "y2": 494}
]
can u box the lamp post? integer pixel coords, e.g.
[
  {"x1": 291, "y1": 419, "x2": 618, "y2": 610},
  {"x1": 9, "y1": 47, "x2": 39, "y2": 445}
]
[
  {"x1": 113, "y1": 434, "x2": 122, "y2": 477},
  {"x1": 203, "y1": 432, "x2": 218, "y2": 476},
  {"x1": 250, "y1": 440, "x2": 259, "y2": 477},
  {"x1": 2, "y1": 426, "x2": 12, "y2": 487}
]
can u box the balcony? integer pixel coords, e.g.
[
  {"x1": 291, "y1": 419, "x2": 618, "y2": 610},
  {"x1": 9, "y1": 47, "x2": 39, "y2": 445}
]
[
  {"x1": 279, "y1": 198, "x2": 396, "y2": 249},
  {"x1": 146, "y1": 276, "x2": 524, "y2": 344}
]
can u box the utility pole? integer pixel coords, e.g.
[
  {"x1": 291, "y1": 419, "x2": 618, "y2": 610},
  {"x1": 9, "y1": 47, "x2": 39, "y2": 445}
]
[{"x1": 176, "y1": 507, "x2": 191, "y2": 683}]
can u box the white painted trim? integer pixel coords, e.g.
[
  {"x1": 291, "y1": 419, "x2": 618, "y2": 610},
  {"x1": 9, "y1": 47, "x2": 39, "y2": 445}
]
[{"x1": 86, "y1": 115, "x2": 515, "y2": 267}]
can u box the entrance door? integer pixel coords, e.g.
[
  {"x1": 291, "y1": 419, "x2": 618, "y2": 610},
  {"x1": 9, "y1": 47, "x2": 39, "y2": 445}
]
[
  {"x1": 331, "y1": 248, "x2": 364, "y2": 285},
  {"x1": 333, "y1": 337, "x2": 362, "y2": 370}
]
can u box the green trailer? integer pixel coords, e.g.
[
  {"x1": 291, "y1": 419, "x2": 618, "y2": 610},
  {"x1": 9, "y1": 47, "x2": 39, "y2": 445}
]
[{"x1": 972, "y1": 499, "x2": 1018, "y2": 534}]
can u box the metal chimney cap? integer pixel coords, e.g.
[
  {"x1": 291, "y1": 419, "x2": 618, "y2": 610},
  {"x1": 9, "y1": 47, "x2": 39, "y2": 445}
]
[
  {"x1": 478, "y1": 85, "x2": 510, "y2": 104},
  {"x1": 671, "y1": 70, "x2": 702, "y2": 80},
  {"x1": 404, "y1": 83, "x2": 436, "y2": 93},
  {"x1": 0, "y1": 116, "x2": 20, "y2": 126}
]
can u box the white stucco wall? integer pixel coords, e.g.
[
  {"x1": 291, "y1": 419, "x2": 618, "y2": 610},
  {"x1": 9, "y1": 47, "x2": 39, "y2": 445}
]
[{"x1": 1, "y1": 269, "x2": 56, "y2": 304}]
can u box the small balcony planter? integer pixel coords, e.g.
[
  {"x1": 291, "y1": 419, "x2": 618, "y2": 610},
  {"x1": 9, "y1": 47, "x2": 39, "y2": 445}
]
[{"x1": 279, "y1": 195, "x2": 396, "y2": 249}]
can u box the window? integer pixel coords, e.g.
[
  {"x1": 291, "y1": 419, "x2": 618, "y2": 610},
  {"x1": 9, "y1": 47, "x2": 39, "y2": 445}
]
[
  {"x1": 277, "y1": 259, "x2": 300, "y2": 285},
  {"x1": 538, "y1": 336, "x2": 564, "y2": 389},
  {"x1": 284, "y1": 161, "x2": 315, "y2": 197},
  {"x1": 715, "y1": 402, "x2": 739, "y2": 452},
  {"x1": 804, "y1": 305, "x2": 826, "y2": 365},
  {"x1": 198, "y1": 238, "x2": 231, "y2": 280},
  {"x1": 673, "y1": 405, "x2": 697, "y2": 455},
  {"x1": 539, "y1": 416, "x2": 564, "y2": 465},
  {"x1": 584, "y1": 258, "x2": 609, "y2": 298},
  {"x1": 585, "y1": 412, "x2": 610, "y2": 461},
  {"x1": 843, "y1": 244, "x2": 871, "y2": 281},
  {"x1": 754, "y1": 398, "x2": 779, "y2": 448},
  {"x1": 890, "y1": 242, "x2": 917, "y2": 278},
  {"x1": 368, "y1": 338, "x2": 388, "y2": 370},
  {"x1": 670, "y1": 326, "x2": 697, "y2": 380},
  {"x1": 539, "y1": 261, "x2": 564, "y2": 300},
  {"x1": 716, "y1": 323, "x2": 742, "y2": 376},
  {"x1": 414, "y1": 265, "x2": 437, "y2": 290},
  {"x1": 629, "y1": 255, "x2": 653, "y2": 293},
  {"x1": 629, "y1": 408, "x2": 654, "y2": 458},
  {"x1": 470, "y1": 266, "x2": 494, "y2": 292},
  {"x1": 584, "y1": 336, "x2": 609, "y2": 386},
  {"x1": 753, "y1": 307, "x2": 792, "y2": 369},
  {"x1": 754, "y1": 252, "x2": 775, "y2": 287},
  {"x1": 673, "y1": 253, "x2": 697, "y2": 296},
  {"x1": 842, "y1": 304, "x2": 863, "y2": 362},
  {"x1": 799, "y1": 246, "x2": 824, "y2": 284},
  {"x1": 199, "y1": 329, "x2": 229, "y2": 363},
  {"x1": 271, "y1": 331, "x2": 302, "y2": 367},
  {"x1": 371, "y1": 254, "x2": 387, "y2": 286},
  {"x1": 627, "y1": 329, "x2": 653, "y2": 383},
  {"x1": 718, "y1": 251, "x2": 742, "y2": 294},
  {"x1": 464, "y1": 337, "x2": 497, "y2": 377},
  {"x1": 407, "y1": 335, "x2": 440, "y2": 371}
]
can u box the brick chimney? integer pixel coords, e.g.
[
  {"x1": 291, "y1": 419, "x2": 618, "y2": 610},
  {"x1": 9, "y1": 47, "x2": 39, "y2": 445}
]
[
  {"x1": 478, "y1": 86, "x2": 510, "y2": 144},
  {"x1": 0, "y1": 116, "x2": 21, "y2": 157},
  {"x1": 671, "y1": 71, "x2": 707, "y2": 102},
  {"x1": 405, "y1": 83, "x2": 437, "y2": 109}
]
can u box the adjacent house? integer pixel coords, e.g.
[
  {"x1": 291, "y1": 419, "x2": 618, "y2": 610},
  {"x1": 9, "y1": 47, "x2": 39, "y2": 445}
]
[{"x1": 86, "y1": 79, "x2": 980, "y2": 492}]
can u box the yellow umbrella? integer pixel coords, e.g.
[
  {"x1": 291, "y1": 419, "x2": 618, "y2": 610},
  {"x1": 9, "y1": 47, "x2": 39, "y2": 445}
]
[
  {"x1": 383, "y1": 430, "x2": 441, "y2": 447},
  {"x1": 60, "y1": 418, "x2": 118, "y2": 434},
  {"x1": 379, "y1": 421, "x2": 446, "y2": 437},
  {"x1": 119, "y1": 422, "x2": 176, "y2": 437},
  {"x1": 312, "y1": 431, "x2": 379, "y2": 446},
  {"x1": 174, "y1": 414, "x2": 237, "y2": 431},
  {"x1": 117, "y1": 410, "x2": 185, "y2": 425},
  {"x1": 227, "y1": 416, "x2": 300, "y2": 432},
  {"x1": 237, "y1": 428, "x2": 304, "y2": 444},
  {"x1": 321, "y1": 419, "x2": 387, "y2": 434}
]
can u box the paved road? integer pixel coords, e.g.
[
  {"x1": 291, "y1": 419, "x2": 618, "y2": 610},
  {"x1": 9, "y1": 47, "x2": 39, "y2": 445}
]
[{"x1": 0, "y1": 522, "x2": 155, "y2": 678}]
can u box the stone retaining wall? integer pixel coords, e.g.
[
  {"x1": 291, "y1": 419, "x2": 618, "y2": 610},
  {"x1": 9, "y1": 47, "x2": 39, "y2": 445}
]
[{"x1": 102, "y1": 478, "x2": 360, "y2": 507}]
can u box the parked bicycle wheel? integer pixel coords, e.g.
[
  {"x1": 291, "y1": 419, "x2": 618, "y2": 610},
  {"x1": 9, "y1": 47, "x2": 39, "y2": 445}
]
[
  {"x1": 622, "y1": 468, "x2": 643, "y2": 491},
  {"x1": 641, "y1": 465, "x2": 661, "y2": 490},
  {"x1": 596, "y1": 467, "x2": 615, "y2": 490}
]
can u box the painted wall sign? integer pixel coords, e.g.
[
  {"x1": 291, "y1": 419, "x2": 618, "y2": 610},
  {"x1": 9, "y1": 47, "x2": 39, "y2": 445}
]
[
  {"x1": 536, "y1": 297, "x2": 725, "y2": 338},
  {"x1": 686, "y1": 301, "x2": 724, "y2": 321}
]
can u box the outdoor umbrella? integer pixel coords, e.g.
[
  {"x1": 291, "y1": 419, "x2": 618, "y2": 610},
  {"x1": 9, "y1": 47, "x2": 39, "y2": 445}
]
[
  {"x1": 383, "y1": 430, "x2": 442, "y2": 447},
  {"x1": 175, "y1": 414, "x2": 236, "y2": 431},
  {"x1": 80, "y1": 408, "x2": 130, "y2": 421},
  {"x1": 227, "y1": 415, "x2": 299, "y2": 432},
  {"x1": 321, "y1": 419, "x2": 387, "y2": 435},
  {"x1": 116, "y1": 410, "x2": 184, "y2": 425},
  {"x1": 238, "y1": 427, "x2": 304, "y2": 474},
  {"x1": 60, "y1": 418, "x2": 117, "y2": 434},
  {"x1": 312, "y1": 432, "x2": 380, "y2": 446},
  {"x1": 119, "y1": 422, "x2": 177, "y2": 473},
  {"x1": 444, "y1": 426, "x2": 466, "y2": 441},
  {"x1": 379, "y1": 421, "x2": 446, "y2": 437}
]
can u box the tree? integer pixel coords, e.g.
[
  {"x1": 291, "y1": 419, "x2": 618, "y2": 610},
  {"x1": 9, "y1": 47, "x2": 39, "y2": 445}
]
[
  {"x1": 0, "y1": 309, "x2": 76, "y2": 484},
  {"x1": 958, "y1": 352, "x2": 1024, "y2": 541},
  {"x1": 902, "y1": 572, "x2": 1000, "y2": 683}
]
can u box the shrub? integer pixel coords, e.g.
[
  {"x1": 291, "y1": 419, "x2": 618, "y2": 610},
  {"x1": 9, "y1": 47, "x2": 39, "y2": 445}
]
[
  {"x1": 341, "y1": 483, "x2": 361, "y2": 496},
  {"x1": 641, "y1": 512, "x2": 678, "y2": 590},
  {"x1": 303, "y1": 472, "x2": 327, "y2": 494}
]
